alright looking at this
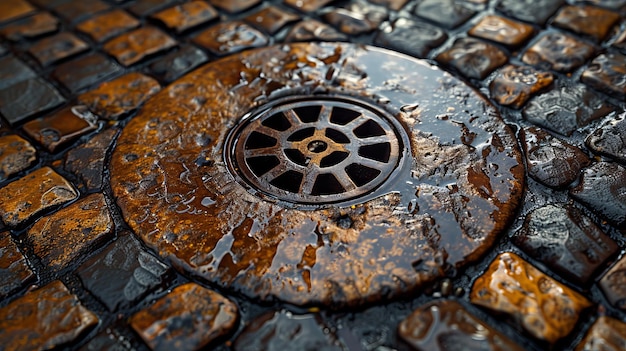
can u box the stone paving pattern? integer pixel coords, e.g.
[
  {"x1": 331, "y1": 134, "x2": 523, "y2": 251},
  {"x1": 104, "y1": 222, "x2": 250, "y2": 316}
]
[{"x1": 0, "y1": 0, "x2": 624, "y2": 350}]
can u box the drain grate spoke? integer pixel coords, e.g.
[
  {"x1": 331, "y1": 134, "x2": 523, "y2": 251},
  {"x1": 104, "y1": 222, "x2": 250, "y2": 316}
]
[{"x1": 227, "y1": 96, "x2": 403, "y2": 205}]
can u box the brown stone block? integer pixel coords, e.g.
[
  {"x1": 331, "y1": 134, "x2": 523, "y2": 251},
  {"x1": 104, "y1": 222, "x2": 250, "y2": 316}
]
[
  {"x1": 0, "y1": 231, "x2": 34, "y2": 300},
  {"x1": 470, "y1": 252, "x2": 592, "y2": 343},
  {"x1": 23, "y1": 105, "x2": 98, "y2": 152},
  {"x1": 28, "y1": 32, "x2": 89, "y2": 67},
  {"x1": 437, "y1": 37, "x2": 508, "y2": 79},
  {"x1": 0, "y1": 12, "x2": 60, "y2": 41},
  {"x1": 104, "y1": 26, "x2": 177, "y2": 66},
  {"x1": 469, "y1": 15, "x2": 534, "y2": 47},
  {"x1": 0, "y1": 280, "x2": 98, "y2": 351},
  {"x1": 151, "y1": 1, "x2": 219, "y2": 33},
  {"x1": 522, "y1": 32, "x2": 595, "y2": 73},
  {"x1": 27, "y1": 193, "x2": 114, "y2": 270},
  {"x1": 193, "y1": 21, "x2": 268, "y2": 56},
  {"x1": 78, "y1": 72, "x2": 161, "y2": 120},
  {"x1": 575, "y1": 316, "x2": 626, "y2": 351},
  {"x1": 0, "y1": 134, "x2": 37, "y2": 181},
  {"x1": 398, "y1": 299, "x2": 525, "y2": 351},
  {"x1": 553, "y1": 5, "x2": 621, "y2": 42},
  {"x1": 52, "y1": 0, "x2": 110, "y2": 23},
  {"x1": 130, "y1": 283, "x2": 238, "y2": 351},
  {"x1": 244, "y1": 5, "x2": 299, "y2": 34},
  {"x1": 599, "y1": 255, "x2": 626, "y2": 310},
  {"x1": 65, "y1": 128, "x2": 119, "y2": 191},
  {"x1": 76, "y1": 9, "x2": 140, "y2": 43},
  {"x1": 284, "y1": 0, "x2": 333, "y2": 12},
  {"x1": 0, "y1": 166, "x2": 78, "y2": 227},
  {"x1": 489, "y1": 65, "x2": 553, "y2": 109},
  {"x1": 0, "y1": 0, "x2": 35, "y2": 24}
]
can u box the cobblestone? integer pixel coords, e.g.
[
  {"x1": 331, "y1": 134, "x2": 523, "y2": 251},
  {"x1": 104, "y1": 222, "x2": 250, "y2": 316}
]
[
  {"x1": 469, "y1": 15, "x2": 534, "y2": 48},
  {"x1": 148, "y1": 44, "x2": 209, "y2": 84},
  {"x1": 570, "y1": 162, "x2": 626, "y2": 226},
  {"x1": 52, "y1": 0, "x2": 110, "y2": 23},
  {"x1": 581, "y1": 53, "x2": 626, "y2": 100},
  {"x1": 0, "y1": 280, "x2": 99, "y2": 351},
  {"x1": 436, "y1": 37, "x2": 508, "y2": 79},
  {"x1": 520, "y1": 127, "x2": 590, "y2": 188},
  {"x1": 130, "y1": 282, "x2": 238, "y2": 351},
  {"x1": 284, "y1": 19, "x2": 347, "y2": 42},
  {"x1": 576, "y1": 316, "x2": 626, "y2": 351},
  {"x1": 23, "y1": 105, "x2": 98, "y2": 152},
  {"x1": 0, "y1": 0, "x2": 35, "y2": 24},
  {"x1": 552, "y1": 5, "x2": 621, "y2": 42},
  {"x1": 193, "y1": 21, "x2": 268, "y2": 56},
  {"x1": 78, "y1": 72, "x2": 161, "y2": 120},
  {"x1": 234, "y1": 310, "x2": 343, "y2": 351},
  {"x1": 523, "y1": 32, "x2": 595, "y2": 73},
  {"x1": 414, "y1": 0, "x2": 476, "y2": 29},
  {"x1": 512, "y1": 204, "x2": 618, "y2": 285},
  {"x1": 78, "y1": 233, "x2": 171, "y2": 311},
  {"x1": 496, "y1": 0, "x2": 564, "y2": 24},
  {"x1": 76, "y1": 9, "x2": 141, "y2": 43},
  {"x1": 489, "y1": 65, "x2": 553, "y2": 109},
  {"x1": 323, "y1": 3, "x2": 388, "y2": 35},
  {"x1": 151, "y1": 1, "x2": 219, "y2": 34},
  {"x1": 0, "y1": 134, "x2": 37, "y2": 181},
  {"x1": 600, "y1": 255, "x2": 626, "y2": 310},
  {"x1": 65, "y1": 128, "x2": 119, "y2": 191},
  {"x1": 104, "y1": 26, "x2": 177, "y2": 67},
  {"x1": 53, "y1": 53, "x2": 123, "y2": 93},
  {"x1": 28, "y1": 31, "x2": 89, "y2": 67},
  {"x1": 27, "y1": 193, "x2": 113, "y2": 270},
  {"x1": 586, "y1": 112, "x2": 626, "y2": 164},
  {"x1": 0, "y1": 166, "x2": 78, "y2": 227},
  {"x1": 522, "y1": 85, "x2": 615, "y2": 136},
  {"x1": 470, "y1": 252, "x2": 592, "y2": 343},
  {"x1": 0, "y1": 77, "x2": 66, "y2": 126},
  {"x1": 375, "y1": 18, "x2": 447, "y2": 58},
  {"x1": 244, "y1": 5, "x2": 299, "y2": 34},
  {"x1": 0, "y1": 12, "x2": 59, "y2": 41},
  {"x1": 398, "y1": 299, "x2": 524, "y2": 351},
  {"x1": 0, "y1": 231, "x2": 34, "y2": 300}
]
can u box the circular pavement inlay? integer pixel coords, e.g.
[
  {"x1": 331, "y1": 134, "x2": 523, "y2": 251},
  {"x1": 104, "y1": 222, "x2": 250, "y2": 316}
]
[{"x1": 110, "y1": 43, "x2": 524, "y2": 308}]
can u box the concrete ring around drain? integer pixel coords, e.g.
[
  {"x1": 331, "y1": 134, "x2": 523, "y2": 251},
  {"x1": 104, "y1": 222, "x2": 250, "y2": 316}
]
[{"x1": 110, "y1": 43, "x2": 524, "y2": 308}]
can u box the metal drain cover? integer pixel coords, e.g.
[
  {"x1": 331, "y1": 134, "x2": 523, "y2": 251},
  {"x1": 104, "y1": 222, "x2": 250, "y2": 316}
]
[
  {"x1": 226, "y1": 96, "x2": 405, "y2": 206},
  {"x1": 110, "y1": 43, "x2": 524, "y2": 308}
]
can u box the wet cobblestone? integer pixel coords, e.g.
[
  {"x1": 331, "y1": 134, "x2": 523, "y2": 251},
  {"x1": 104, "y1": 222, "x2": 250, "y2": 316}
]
[
  {"x1": 0, "y1": 280, "x2": 98, "y2": 351},
  {"x1": 0, "y1": 0, "x2": 35, "y2": 24},
  {"x1": 28, "y1": 31, "x2": 89, "y2": 67},
  {"x1": 469, "y1": 15, "x2": 534, "y2": 48},
  {"x1": 0, "y1": 77, "x2": 66, "y2": 126},
  {"x1": 496, "y1": 0, "x2": 564, "y2": 25},
  {"x1": 0, "y1": 134, "x2": 37, "y2": 181},
  {"x1": 576, "y1": 316, "x2": 626, "y2": 351},
  {"x1": 234, "y1": 310, "x2": 343, "y2": 351},
  {"x1": 375, "y1": 18, "x2": 447, "y2": 58},
  {"x1": 0, "y1": 166, "x2": 77, "y2": 227},
  {"x1": 78, "y1": 72, "x2": 161, "y2": 120},
  {"x1": 0, "y1": 231, "x2": 34, "y2": 300},
  {"x1": 52, "y1": 0, "x2": 110, "y2": 23},
  {"x1": 27, "y1": 193, "x2": 113, "y2": 270},
  {"x1": 130, "y1": 282, "x2": 238, "y2": 351},
  {"x1": 520, "y1": 127, "x2": 590, "y2": 188},
  {"x1": 581, "y1": 53, "x2": 626, "y2": 100},
  {"x1": 470, "y1": 252, "x2": 592, "y2": 343},
  {"x1": 523, "y1": 32, "x2": 595, "y2": 73},
  {"x1": 586, "y1": 112, "x2": 626, "y2": 164},
  {"x1": 53, "y1": 53, "x2": 123, "y2": 93},
  {"x1": 23, "y1": 105, "x2": 98, "y2": 152},
  {"x1": 523, "y1": 85, "x2": 615, "y2": 136},
  {"x1": 512, "y1": 204, "x2": 617, "y2": 285},
  {"x1": 0, "y1": 12, "x2": 59, "y2": 41},
  {"x1": 78, "y1": 233, "x2": 171, "y2": 312},
  {"x1": 489, "y1": 65, "x2": 554, "y2": 109},
  {"x1": 398, "y1": 299, "x2": 524, "y2": 351},
  {"x1": 436, "y1": 37, "x2": 508, "y2": 79},
  {"x1": 104, "y1": 26, "x2": 177, "y2": 66},
  {"x1": 244, "y1": 5, "x2": 299, "y2": 34},
  {"x1": 76, "y1": 9, "x2": 141, "y2": 43},
  {"x1": 65, "y1": 128, "x2": 119, "y2": 191},
  {"x1": 414, "y1": 0, "x2": 476, "y2": 29},
  {"x1": 193, "y1": 21, "x2": 269, "y2": 56},
  {"x1": 151, "y1": 1, "x2": 219, "y2": 34},
  {"x1": 553, "y1": 5, "x2": 621, "y2": 42},
  {"x1": 600, "y1": 255, "x2": 626, "y2": 310},
  {"x1": 284, "y1": 19, "x2": 347, "y2": 42},
  {"x1": 570, "y1": 162, "x2": 626, "y2": 226}
]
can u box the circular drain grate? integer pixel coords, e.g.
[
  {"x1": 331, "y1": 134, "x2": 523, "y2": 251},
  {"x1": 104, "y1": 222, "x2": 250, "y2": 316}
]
[{"x1": 226, "y1": 97, "x2": 403, "y2": 205}]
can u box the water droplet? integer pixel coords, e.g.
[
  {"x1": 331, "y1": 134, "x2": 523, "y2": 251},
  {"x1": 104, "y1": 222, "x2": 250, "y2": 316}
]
[{"x1": 201, "y1": 197, "x2": 216, "y2": 207}]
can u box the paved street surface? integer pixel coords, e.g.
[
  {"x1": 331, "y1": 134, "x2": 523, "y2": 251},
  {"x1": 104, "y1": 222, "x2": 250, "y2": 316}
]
[{"x1": 0, "y1": 0, "x2": 625, "y2": 350}]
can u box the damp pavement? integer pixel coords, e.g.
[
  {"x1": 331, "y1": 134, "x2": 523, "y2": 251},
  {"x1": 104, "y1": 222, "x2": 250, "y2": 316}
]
[{"x1": 0, "y1": 0, "x2": 625, "y2": 350}]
